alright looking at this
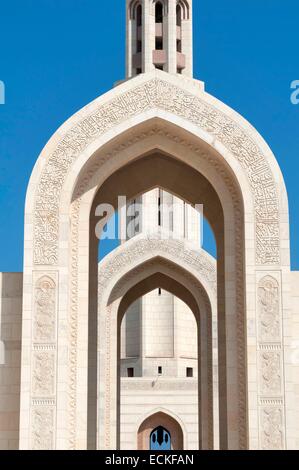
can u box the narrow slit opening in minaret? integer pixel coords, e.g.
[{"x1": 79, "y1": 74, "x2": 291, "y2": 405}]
[
  {"x1": 136, "y1": 4, "x2": 142, "y2": 27},
  {"x1": 177, "y1": 39, "x2": 182, "y2": 53},
  {"x1": 186, "y1": 367, "x2": 193, "y2": 378},
  {"x1": 155, "y1": 37, "x2": 163, "y2": 50},
  {"x1": 158, "y1": 196, "x2": 162, "y2": 226},
  {"x1": 176, "y1": 5, "x2": 182, "y2": 27},
  {"x1": 155, "y1": 2, "x2": 163, "y2": 24}
]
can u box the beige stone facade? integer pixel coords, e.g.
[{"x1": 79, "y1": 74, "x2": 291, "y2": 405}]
[
  {"x1": 0, "y1": 273, "x2": 22, "y2": 450},
  {"x1": 0, "y1": 0, "x2": 298, "y2": 450}
]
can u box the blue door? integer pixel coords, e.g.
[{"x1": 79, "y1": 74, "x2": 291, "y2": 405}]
[{"x1": 150, "y1": 426, "x2": 171, "y2": 450}]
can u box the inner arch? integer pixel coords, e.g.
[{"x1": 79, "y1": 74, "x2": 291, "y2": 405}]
[
  {"x1": 138, "y1": 411, "x2": 184, "y2": 450},
  {"x1": 80, "y1": 121, "x2": 247, "y2": 449}
]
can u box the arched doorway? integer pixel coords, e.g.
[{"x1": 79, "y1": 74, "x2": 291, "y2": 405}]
[
  {"x1": 97, "y1": 234, "x2": 217, "y2": 450},
  {"x1": 138, "y1": 412, "x2": 184, "y2": 450}
]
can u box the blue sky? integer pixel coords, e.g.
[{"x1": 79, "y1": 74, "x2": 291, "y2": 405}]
[{"x1": 0, "y1": 0, "x2": 298, "y2": 271}]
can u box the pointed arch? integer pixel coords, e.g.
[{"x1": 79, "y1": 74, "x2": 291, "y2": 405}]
[
  {"x1": 177, "y1": 0, "x2": 190, "y2": 20},
  {"x1": 21, "y1": 70, "x2": 290, "y2": 450},
  {"x1": 152, "y1": 0, "x2": 168, "y2": 16},
  {"x1": 137, "y1": 410, "x2": 184, "y2": 450},
  {"x1": 129, "y1": 0, "x2": 142, "y2": 20}
]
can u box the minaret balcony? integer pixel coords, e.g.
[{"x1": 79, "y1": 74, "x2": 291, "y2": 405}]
[{"x1": 153, "y1": 50, "x2": 167, "y2": 66}]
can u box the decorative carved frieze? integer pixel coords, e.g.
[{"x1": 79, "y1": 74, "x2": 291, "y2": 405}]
[
  {"x1": 32, "y1": 351, "x2": 55, "y2": 397},
  {"x1": 258, "y1": 276, "x2": 280, "y2": 342},
  {"x1": 34, "y1": 276, "x2": 56, "y2": 342},
  {"x1": 31, "y1": 407, "x2": 54, "y2": 450},
  {"x1": 257, "y1": 274, "x2": 285, "y2": 450},
  {"x1": 98, "y1": 232, "x2": 217, "y2": 295},
  {"x1": 260, "y1": 407, "x2": 284, "y2": 450},
  {"x1": 31, "y1": 273, "x2": 57, "y2": 450},
  {"x1": 260, "y1": 351, "x2": 282, "y2": 395},
  {"x1": 33, "y1": 78, "x2": 280, "y2": 266}
]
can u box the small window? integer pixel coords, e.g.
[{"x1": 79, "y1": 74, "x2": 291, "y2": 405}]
[
  {"x1": 155, "y1": 2, "x2": 163, "y2": 23},
  {"x1": 158, "y1": 288, "x2": 162, "y2": 296},
  {"x1": 177, "y1": 39, "x2": 182, "y2": 53},
  {"x1": 127, "y1": 368, "x2": 134, "y2": 377},
  {"x1": 155, "y1": 37, "x2": 163, "y2": 50},
  {"x1": 158, "y1": 366, "x2": 162, "y2": 375},
  {"x1": 136, "y1": 4, "x2": 142, "y2": 27},
  {"x1": 186, "y1": 367, "x2": 193, "y2": 378},
  {"x1": 176, "y1": 5, "x2": 182, "y2": 27},
  {"x1": 158, "y1": 196, "x2": 162, "y2": 225}
]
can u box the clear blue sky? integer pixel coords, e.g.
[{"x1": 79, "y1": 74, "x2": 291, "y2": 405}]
[{"x1": 0, "y1": 0, "x2": 298, "y2": 271}]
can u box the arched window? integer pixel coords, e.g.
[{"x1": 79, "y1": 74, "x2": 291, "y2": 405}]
[
  {"x1": 155, "y1": 2, "x2": 163, "y2": 23},
  {"x1": 176, "y1": 5, "x2": 182, "y2": 53},
  {"x1": 176, "y1": 4, "x2": 182, "y2": 27},
  {"x1": 154, "y1": 1, "x2": 164, "y2": 60},
  {"x1": 150, "y1": 426, "x2": 171, "y2": 450},
  {"x1": 176, "y1": 0, "x2": 190, "y2": 21},
  {"x1": 136, "y1": 4, "x2": 142, "y2": 27},
  {"x1": 136, "y1": 4, "x2": 142, "y2": 54}
]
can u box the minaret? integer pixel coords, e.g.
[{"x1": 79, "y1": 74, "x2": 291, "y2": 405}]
[
  {"x1": 120, "y1": 189, "x2": 200, "y2": 379},
  {"x1": 121, "y1": 1, "x2": 199, "y2": 381},
  {"x1": 126, "y1": 0, "x2": 193, "y2": 77}
]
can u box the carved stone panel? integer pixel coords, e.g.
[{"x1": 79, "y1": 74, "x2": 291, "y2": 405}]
[
  {"x1": 31, "y1": 407, "x2": 54, "y2": 450},
  {"x1": 257, "y1": 274, "x2": 285, "y2": 450},
  {"x1": 31, "y1": 273, "x2": 57, "y2": 449},
  {"x1": 32, "y1": 351, "x2": 55, "y2": 397},
  {"x1": 258, "y1": 276, "x2": 280, "y2": 342},
  {"x1": 260, "y1": 351, "x2": 282, "y2": 395},
  {"x1": 260, "y1": 407, "x2": 284, "y2": 450},
  {"x1": 34, "y1": 276, "x2": 56, "y2": 342}
]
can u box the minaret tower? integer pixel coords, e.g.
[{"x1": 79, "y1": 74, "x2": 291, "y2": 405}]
[
  {"x1": 126, "y1": 0, "x2": 193, "y2": 77},
  {"x1": 120, "y1": 189, "x2": 200, "y2": 379},
  {"x1": 121, "y1": 1, "x2": 199, "y2": 381}
]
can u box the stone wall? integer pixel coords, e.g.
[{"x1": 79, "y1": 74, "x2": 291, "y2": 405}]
[
  {"x1": 120, "y1": 378, "x2": 198, "y2": 450},
  {"x1": 291, "y1": 271, "x2": 299, "y2": 449},
  {"x1": 0, "y1": 273, "x2": 23, "y2": 450}
]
